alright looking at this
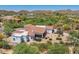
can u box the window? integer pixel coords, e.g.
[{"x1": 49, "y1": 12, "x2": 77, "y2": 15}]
[
  {"x1": 13, "y1": 38, "x2": 15, "y2": 41},
  {"x1": 21, "y1": 37, "x2": 24, "y2": 42}
]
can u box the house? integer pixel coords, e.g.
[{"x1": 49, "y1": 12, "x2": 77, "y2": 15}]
[
  {"x1": 26, "y1": 12, "x2": 35, "y2": 18},
  {"x1": 24, "y1": 24, "x2": 35, "y2": 41},
  {"x1": 24, "y1": 24, "x2": 46, "y2": 40},
  {"x1": 11, "y1": 28, "x2": 29, "y2": 44},
  {"x1": 11, "y1": 24, "x2": 57, "y2": 43},
  {"x1": 1, "y1": 16, "x2": 21, "y2": 23}
]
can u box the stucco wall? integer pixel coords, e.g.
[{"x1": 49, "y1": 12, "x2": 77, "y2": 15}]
[
  {"x1": 11, "y1": 35, "x2": 29, "y2": 43},
  {"x1": 47, "y1": 29, "x2": 52, "y2": 33}
]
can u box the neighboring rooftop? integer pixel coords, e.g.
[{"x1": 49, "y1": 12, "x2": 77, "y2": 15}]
[{"x1": 1, "y1": 16, "x2": 21, "y2": 21}]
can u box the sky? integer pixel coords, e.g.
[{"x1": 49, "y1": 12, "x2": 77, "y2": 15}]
[{"x1": 0, "y1": 5, "x2": 79, "y2": 11}]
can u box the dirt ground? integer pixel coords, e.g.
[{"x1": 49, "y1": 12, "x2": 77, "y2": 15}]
[
  {"x1": 4, "y1": 32, "x2": 71, "y2": 54},
  {"x1": 0, "y1": 48, "x2": 13, "y2": 54},
  {"x1": 26, "y1": 32, "x2": 70, "y2": 45}
]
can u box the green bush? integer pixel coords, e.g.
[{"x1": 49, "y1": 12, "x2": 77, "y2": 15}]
[
  {"x1": 0, "y1": 40, "x2": 10, "y2": 49},
  {"x1": 31, "y1": 43, "x2": 51, "y2": 52},
  {"x1": 13, "y1": 43, "x2": 39, "y2": 54},
  {"x1": 0, "y1": 41, "x2": 3, "y2": 48},
  {"x1": 47, "y1": 44, "x2": 69, "y2": 54},
  {"x1": 63, "y1": 24, "x2": 71, "y2": 31}
]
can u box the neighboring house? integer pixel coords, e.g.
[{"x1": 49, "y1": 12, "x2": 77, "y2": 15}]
[
  {"x1": 26, "y1": 12, "x2": 35, "y2": 18},
  {"x1": 11, "y1": 28, "x2": 28, "y2": 44},
  {"x1": 1, "y1": 16, "x2": 21, "y2": 22}
]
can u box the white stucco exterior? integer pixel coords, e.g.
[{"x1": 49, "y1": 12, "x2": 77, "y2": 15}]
[
  {"x1": 11, "y1": 29, "x2": 29, "y2": 43},
  {"x1": 47, "y1": 29, "x2": 52, "y2": 33},
  {"x1": 54, "y1": 29, "x2": 57, "y2": 33},
  {"x1": 12, "y1": 36, "x2": 21, "y2": 43}
]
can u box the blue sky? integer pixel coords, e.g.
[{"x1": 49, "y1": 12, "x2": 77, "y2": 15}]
[{"x1": 0, "y1": 5, "x2": 79, "y2": 11}]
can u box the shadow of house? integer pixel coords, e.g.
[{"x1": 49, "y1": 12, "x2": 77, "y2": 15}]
[{"x1": 34, "y1": 26, "x2": 46, "y2": 41}]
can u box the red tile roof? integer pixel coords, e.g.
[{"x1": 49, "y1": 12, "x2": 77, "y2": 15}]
[
  {"x1": 15, "y1": 28, "x2": 25, "y2": 31},
  {"x1": 24, "y1": 24, "x2": 35, "y2": 36},
  {"x1": 34, "y1": 27, "x2": 45, "y2": 34},
  {"x1": 46, "y1": 26, "x2": 53, "y2": 30},
  {"x1": 24, "y1": 24, "x2": 46, "y2": 35},
  {"x1": 13, "y1": 24, "x2": 56, "y2": 36},
  {"x1": 13, "y1": 31, "x2": 24, "y2": 33},
  {"x1": 24, "y1": 24, "x2": 35, "y2": 28}
]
